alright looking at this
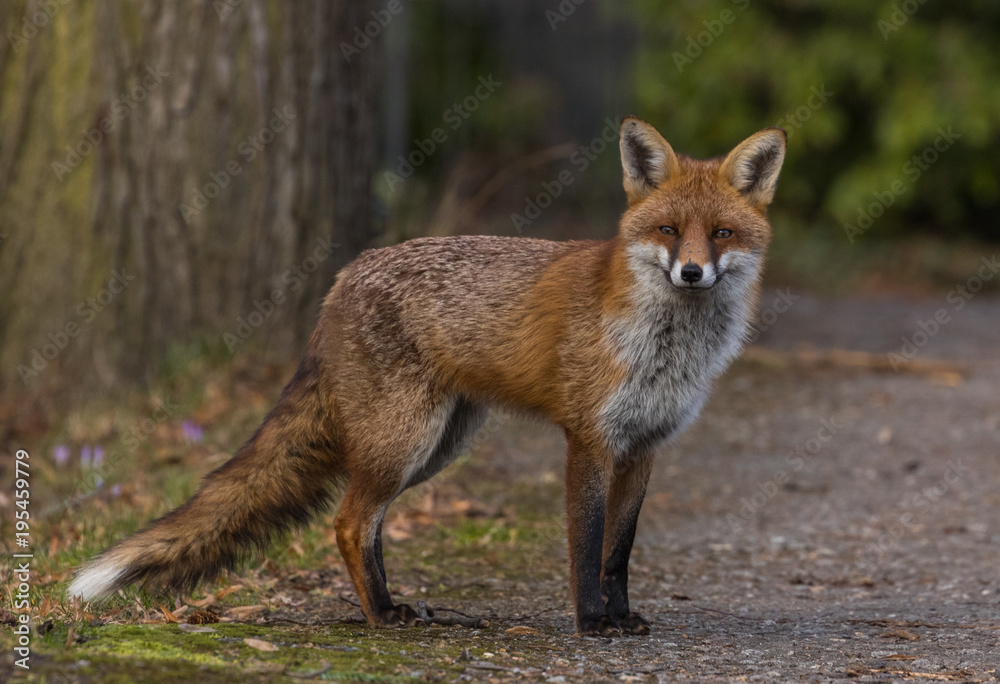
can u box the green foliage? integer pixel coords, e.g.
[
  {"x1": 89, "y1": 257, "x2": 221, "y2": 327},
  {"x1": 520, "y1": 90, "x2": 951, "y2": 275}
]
[{"x1": 631, "y1": 0, "x2": 1000, "y2": 242}]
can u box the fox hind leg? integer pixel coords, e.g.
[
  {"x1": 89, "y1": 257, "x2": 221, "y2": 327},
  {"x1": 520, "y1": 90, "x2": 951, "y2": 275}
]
[{"x1": 335, "y1": 396, "x2": 486, "y2": 627}]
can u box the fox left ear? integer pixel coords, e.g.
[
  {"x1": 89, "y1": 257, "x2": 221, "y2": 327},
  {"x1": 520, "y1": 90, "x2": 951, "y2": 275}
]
[{"x1": 720, "y1": 128, "x2": 787, "y2": 209}]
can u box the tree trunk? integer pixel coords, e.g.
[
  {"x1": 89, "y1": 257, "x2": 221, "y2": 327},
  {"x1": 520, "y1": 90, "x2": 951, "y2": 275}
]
[{"x1": 0, "y1": 0, "x2": 381, "y2": 392}]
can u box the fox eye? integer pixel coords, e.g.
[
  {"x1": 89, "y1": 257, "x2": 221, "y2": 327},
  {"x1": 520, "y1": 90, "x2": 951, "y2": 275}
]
[
  {"x1": 658, "y1": 225, "x2": 677, "y2": 236},
  {"x1": 713, "y1": 228, "x2": 734, "y2": 239}
]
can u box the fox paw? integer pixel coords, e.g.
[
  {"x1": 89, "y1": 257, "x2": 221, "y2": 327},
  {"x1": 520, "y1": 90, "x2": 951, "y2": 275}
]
[
  {"x1": 611, "y1": 612, "x2": 651, "y2": 635},
  {"x1": 373, "y1": 603, "x2": 420, "y2": 627},
  {"x1": 576, "y1": 614, "x2": 621, "y2": 637}
]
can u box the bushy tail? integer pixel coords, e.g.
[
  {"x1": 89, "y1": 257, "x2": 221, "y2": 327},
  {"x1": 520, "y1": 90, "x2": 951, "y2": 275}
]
[{"x1": 69, "y1": 354, "x2": 342, "y2": 601}]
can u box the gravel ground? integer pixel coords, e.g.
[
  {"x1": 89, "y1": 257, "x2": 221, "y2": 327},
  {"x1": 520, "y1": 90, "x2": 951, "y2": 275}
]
[{"x1": 439, "y1": 294, "x2": 1000, "y2": 682}]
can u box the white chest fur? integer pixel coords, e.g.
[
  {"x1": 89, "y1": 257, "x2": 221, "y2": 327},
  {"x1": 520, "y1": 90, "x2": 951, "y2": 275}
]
[{"x1": 597, "y1": 247, "x2": 760, "y2": 457}]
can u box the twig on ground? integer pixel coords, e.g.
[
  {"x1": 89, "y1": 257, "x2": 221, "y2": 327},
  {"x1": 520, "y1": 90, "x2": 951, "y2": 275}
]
[
  {"x1": 338, "y1": 593, "x2": 362, "y2": 608},
  {"x1": 417, "y1": 600, "x2": 488, "y2": 628},
  {"x1": 338, "y1": 593, "x2": 487, "y2": 628}
]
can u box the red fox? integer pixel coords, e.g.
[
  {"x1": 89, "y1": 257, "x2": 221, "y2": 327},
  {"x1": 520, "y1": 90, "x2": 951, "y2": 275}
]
[{"x1": 70, "y1": 117, "x2": 786, "y2": 636}]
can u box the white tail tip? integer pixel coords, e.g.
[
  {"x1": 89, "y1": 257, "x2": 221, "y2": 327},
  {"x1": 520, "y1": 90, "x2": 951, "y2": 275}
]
[{"x1": 68, "y1": 559, "x2": 124, "y2": 600}]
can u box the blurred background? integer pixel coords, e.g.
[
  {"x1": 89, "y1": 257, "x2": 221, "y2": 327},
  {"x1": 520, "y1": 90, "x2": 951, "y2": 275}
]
[{"x1": 1, "y1": 0, "x2": 999, "y2": 401}]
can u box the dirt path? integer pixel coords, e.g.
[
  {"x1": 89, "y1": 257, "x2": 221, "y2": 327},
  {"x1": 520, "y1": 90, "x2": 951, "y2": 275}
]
[{"x1": 431, "y1": 294, "x2": 1000, "y2": 681}]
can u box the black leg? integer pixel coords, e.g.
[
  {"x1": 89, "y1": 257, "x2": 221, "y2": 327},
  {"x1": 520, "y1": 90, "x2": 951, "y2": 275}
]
[
  {"x1": 601, "y1": 453, "x2": 653, "y2": 634},
  {"x1": 565, "y1": 435, "x2": 618, "y2": 636}
]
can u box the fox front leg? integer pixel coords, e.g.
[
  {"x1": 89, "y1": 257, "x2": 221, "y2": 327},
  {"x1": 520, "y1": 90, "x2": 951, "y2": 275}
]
[
  {"x1": 564, "y1": 435, "x2": 620, "y2": 636},
  {"x1": 601, "y1": 452, "x2": 654, "y2": 635}
]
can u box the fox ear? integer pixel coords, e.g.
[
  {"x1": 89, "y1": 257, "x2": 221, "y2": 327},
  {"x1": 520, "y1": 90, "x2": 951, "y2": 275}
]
[
  {"x1": 619, "y1": 116, "x2": 680, "y2": 206},
  {"x1": 720, "y1": 128, "x2": 787, "y2": 209}
]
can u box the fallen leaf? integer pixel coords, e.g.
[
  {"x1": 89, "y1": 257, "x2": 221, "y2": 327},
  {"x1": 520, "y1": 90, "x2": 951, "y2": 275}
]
[
  {"x1": 505, "y1": 625, "x2": 539, "y2": 635},
  {"x1": 190, "y1": 595, "x2": 216, "y2": 608},
  {"x1": 159, "y1": 604, "x2": 180, "y2": 623},
  {"x1": 216, "y1": 584, "x2": 244, "y2": 599},
  {"x1": 244, "y1": 637, "x2": 278, "y2": 652},
  {"x1": 879, "y1": 629, "x2": 921, "y2": 641},
  {"x1": 225, "y1": 604, "x2": 267, "y2": 620}
]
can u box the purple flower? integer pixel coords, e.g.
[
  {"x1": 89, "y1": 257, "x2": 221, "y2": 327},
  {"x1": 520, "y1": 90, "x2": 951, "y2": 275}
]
[
  {"x1": 80, "y1": 445, "x2": 92, "y2": 469},
  {"x1": 93, "y1": 446, "x2": 105, "y2": 468},
  {"x1": 53, "y1": 444, "x2": 70, "y2": 467},
  {"x1": 182, "y1": 420, "x2": 204, "y2": 443},
  {"x1": 110, "y1": 484, "x2": 122, "y2": 497}
]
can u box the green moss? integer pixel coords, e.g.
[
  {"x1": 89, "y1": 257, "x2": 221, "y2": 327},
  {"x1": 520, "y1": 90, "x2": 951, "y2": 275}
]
[{"x1": 14, "y1": 622, "x2": 464, "y2": 682}]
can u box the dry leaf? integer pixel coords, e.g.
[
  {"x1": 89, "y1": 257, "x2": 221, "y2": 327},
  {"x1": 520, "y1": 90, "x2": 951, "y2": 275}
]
[
  {"x1": 216, "y1": 584, "x2": 244, "y2": 599},
  {"x1": 505, "y1": 625, "x2": 539, "y2": 635},
  {"x1": 159, "y1": 604, "x2": 180, "y2": 623},
  {"x1": 879, "y1": 629, "x2": 921, "y2": 641},
  {"x1": 244, "y1": 637, "x2": 278, "y2": 652},
  {"x1": 190, "y1": 595, "x2": 216, "y2": 608},
  {"x1": 225, "y1": 605, "x2": 267, "y2": 620}
]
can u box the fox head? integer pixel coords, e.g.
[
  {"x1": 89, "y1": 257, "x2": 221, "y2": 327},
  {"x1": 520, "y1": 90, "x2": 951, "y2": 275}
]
[{"x1": 617, "y1": 117, "x2": 786, "y2": 294}]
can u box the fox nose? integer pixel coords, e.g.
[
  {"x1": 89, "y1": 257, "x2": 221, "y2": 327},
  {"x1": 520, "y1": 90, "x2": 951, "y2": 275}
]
[{"x1": 680, "y1": 263, "x2": 703, "y2": 283}]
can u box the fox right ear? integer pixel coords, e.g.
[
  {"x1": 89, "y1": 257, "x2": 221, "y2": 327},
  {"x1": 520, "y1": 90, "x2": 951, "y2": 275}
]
[
  {"x1": 619, "y1": 116, "x2": 680, "y2": 206},
  {"x1": 720, "y1": 127, "x2": 787, "y2": 209}
]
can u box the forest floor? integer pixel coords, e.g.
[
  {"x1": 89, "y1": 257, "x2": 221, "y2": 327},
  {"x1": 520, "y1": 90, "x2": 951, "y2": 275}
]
[{"x1": 2, "y1": 292, "x2": 999, "y2": 682}]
